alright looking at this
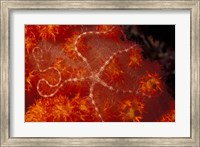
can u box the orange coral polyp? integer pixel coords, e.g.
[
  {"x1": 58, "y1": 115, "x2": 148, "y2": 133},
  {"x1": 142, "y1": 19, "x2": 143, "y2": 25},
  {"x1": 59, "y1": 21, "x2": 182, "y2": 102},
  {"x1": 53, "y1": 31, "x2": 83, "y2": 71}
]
[
  {"x1": 25, "y1": 26, "x2": 38, "y2": 55},
  {"x1": 159, "y1": 109, "x2": 175, "y2": 122},
  {"x1": 128, "y1": 49, "x2": 143, "y2": 69},
  {"x1": 25, "y1": 70, "x2": 36, "y2": 92},
  {"x1": 38, "y1": 25, "x2": 59, "y2": 42},
  {"x1": 139, "y1": 73, "x2": 162, "y2": 97},
  {"x1": 95, "y1": 25, "x2": 114, "y2": 32},
  {"x1": 63, "y1": 34, "x2": 81, "y2": 61},
  {"x1": 25, "y1": 95, "x2": 100, "y2": 122},
  {"x1": 104, "y1": 57, "x2": 124, "y2": 83},
  {"x1": 119, "y1": 97, "x2": 144, "y2": 122}
]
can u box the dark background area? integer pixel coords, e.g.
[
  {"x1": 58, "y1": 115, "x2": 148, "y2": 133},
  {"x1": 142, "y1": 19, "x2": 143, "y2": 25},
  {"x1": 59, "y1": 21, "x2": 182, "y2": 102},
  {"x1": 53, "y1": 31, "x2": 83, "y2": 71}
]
[{"x1": 122, "y1": 25, "x2": 175, "y2": 98}]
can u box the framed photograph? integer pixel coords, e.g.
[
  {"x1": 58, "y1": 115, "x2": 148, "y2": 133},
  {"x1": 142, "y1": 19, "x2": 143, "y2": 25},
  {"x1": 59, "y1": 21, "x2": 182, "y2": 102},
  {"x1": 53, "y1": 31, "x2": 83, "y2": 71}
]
[{"x1": 1, "y1": 0, "x2": 199, "y2": 146}]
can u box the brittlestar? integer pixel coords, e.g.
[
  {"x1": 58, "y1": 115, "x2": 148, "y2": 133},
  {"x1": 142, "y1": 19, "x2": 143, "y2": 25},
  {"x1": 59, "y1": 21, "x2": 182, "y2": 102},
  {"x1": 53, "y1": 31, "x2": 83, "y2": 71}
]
[{"x1": 32, "y1": 27, "x2": 138, "y2": 122}]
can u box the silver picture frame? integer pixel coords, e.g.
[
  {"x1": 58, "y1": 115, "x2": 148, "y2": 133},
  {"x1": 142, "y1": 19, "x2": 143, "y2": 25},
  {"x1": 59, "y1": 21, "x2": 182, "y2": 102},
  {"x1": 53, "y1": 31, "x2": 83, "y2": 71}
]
[{"x1": 1, "y1": 0, "x2": 199, "y2": 146}]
